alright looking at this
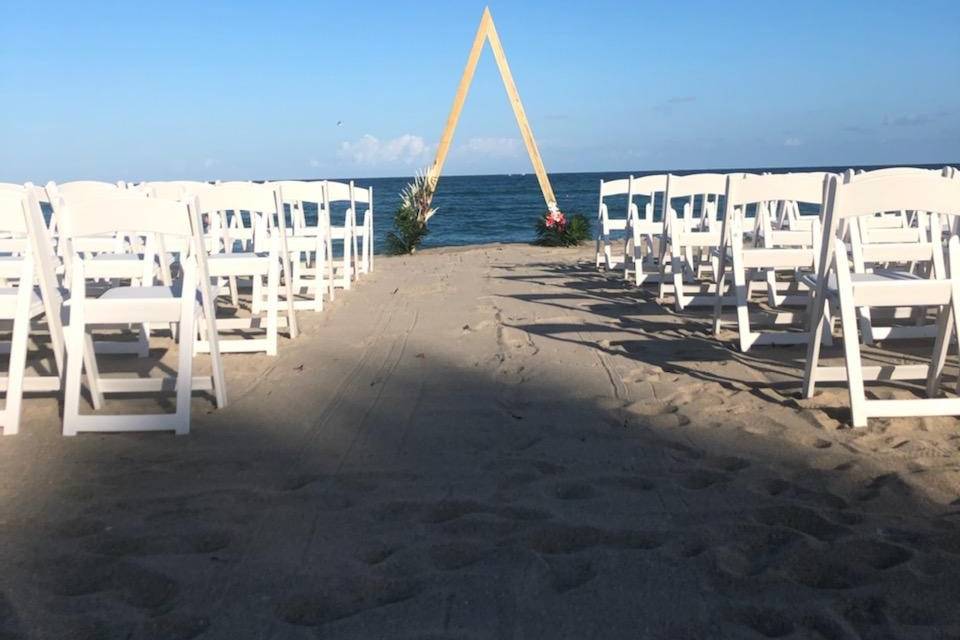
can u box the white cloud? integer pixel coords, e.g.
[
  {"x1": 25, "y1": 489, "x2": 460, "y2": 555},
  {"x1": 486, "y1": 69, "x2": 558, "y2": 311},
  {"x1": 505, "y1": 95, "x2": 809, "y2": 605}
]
[
  {"x1": 783, "y1": 137, "x2": 803, "y2": 147},
  {"x1": 338, "y1": 134, "x2": 432, "y2": 166},
  {"x1": 459, "y1": 137, "x2": 521, "y2": 158}
]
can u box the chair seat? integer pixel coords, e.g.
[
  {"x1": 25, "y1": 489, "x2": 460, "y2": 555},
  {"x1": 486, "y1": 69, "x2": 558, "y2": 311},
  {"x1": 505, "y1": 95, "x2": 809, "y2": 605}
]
[
  {"x1": 85, "y1": 285, "x2": 184, "y2": 323},
  {"x1": 0, "y1": 256, "x2": 25, "y2": 278},
  {"x1": 800, "y1": 269, "x2": 943, "y2": 306},
  {"x1": 329, "y1": 226, "x2": 348, "y2": 240},
  {"x1": 207, "y1": 252, "x2": 271, "y2": 276},
  {"x1": 287, "y1": 236, "x2": 324, "y2": 251},
  {"x1": 0, "y1": 287, "x2": 44, "y2": 319}
]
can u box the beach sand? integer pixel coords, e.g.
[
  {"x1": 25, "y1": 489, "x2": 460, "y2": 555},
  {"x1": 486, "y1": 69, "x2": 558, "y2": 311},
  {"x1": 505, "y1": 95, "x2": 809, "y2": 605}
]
[{"x1": 2, "y1": 242, "x2": 960, "y2": 639}]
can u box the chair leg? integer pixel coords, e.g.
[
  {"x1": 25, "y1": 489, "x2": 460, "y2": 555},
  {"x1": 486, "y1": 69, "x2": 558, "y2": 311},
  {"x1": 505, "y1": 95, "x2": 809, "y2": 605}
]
[
  {"x1": 266, "y1": 264, "x2": 279, "y2": 356},
  {"x1": 281, "y1": 256, "x2": 299, "y2": 340},
  {"x1": 136, "y1": 323, "x2": 150, "y2": 358},
  {"x1": 82, "y1": 332, "x2": 104, "y2": 411},
  {"x1": 252, "y1": 273, "x2": 262, "y2": 315},
  {"x1": 802, "y1": 285, "x2": 832, "y2": 399},
  {"x1": 673, "y1": 252, "x2": 686, "y2": 311},
  {"x1": 835, "y1": 248, "x2": 868, "y2": 427},
  {"x1": 174, "y1": 277, "x2": 196, "y2": 436},
  {"x1": 657, "y1": 240, "x2": 672, "y2": 302},
  {"x1": 63, "y1": 309, "x2": 88, "y2": 437},
  {"x1": 312, "y1": 247, "x2": 324, "y2": 312},
  {"x1": 3, "y1": 277, "x2": 34, "y2": 435},
  {"x1": 926, "y1": 305, "x2": 952, "y2": 397},
  {"x1": 732, "y1": 255, "x2": 753, "y2": 352}
]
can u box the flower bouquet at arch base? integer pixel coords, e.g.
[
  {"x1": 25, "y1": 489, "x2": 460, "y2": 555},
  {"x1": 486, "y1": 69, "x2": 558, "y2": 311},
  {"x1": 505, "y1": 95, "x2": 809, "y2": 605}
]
[{"x1": 534, "y1": 203, "x2": 590, "y2": 247}]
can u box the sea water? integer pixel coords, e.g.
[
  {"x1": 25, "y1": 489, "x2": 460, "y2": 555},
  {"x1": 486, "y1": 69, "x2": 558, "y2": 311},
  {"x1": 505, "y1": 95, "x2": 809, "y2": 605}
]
[{"x1": 300, "y1": 164, "x2": 953, "y2": 254}]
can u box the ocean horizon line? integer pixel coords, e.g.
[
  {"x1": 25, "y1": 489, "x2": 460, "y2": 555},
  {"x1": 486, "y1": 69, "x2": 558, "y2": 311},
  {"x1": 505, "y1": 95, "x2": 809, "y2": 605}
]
[{"x1": 276, "y1": 160, "x2": 958, "y2": 184}]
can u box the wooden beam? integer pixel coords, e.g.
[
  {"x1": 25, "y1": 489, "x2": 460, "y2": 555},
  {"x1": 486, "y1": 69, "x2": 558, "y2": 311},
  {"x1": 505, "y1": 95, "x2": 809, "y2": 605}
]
[
  {"x1": 484, "y1": 10, "x2": 556, "y2": 207},
  {"x1": 426, "y1": 8, "x2": 491, "y2": 201},
  {"x1": 426, "y1": 7, "x2": 557, "y2": 214}
]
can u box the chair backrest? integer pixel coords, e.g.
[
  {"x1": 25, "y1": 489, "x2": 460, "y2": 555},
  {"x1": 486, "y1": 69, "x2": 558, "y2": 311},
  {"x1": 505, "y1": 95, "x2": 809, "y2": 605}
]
[
  {"x1": 628, "y1": 174, "x2": 667, "y2": 196},
  {"x1": 827, "y1": 169, "x2": 959, "y2": 225},
  {"x1": 59, "y1": 194, "x2": 195, "y2": 240},
  {"x1": 599, "y1": 178, "x2": 630, "y2": 199},
  {"x1": 0, "y1": 191, "x2": 29, "y2": 237},
  {"x1": 273, "y1": 180, "x2": 325, "y2": 205},
  {"x1": 194, "y1": 181, "x2": 286, "y2": 252},
  {"x1": 352, "y1": 183, "x2": 372, "y2": 206},
  {"x1": 627, "y1": 174, "x2": 667, "y2": 221},
  {"x1": 664, "y1": 173, "x2": 730, "y2": 224},
  {"x1": 664, "y1": 173, "x2": 729, "y2": 200},
  {"x1": 50, "y1": 180, "x2": 123, "y2": 200},
  {"x1": 726, "y1": 172, "x2": 828, "y2": 209},
  {"x1": 194, "y1": 181, "x2": 279, "y2": 217},
  {"x1": 326, "y1": 180, "x2": 352, "y2": 204},
  {"x1": 273, "y1": 180, "x2": 330, "y2": 232},
  {"x1": 143, "y1": 180, "x2": 215, "y2": 200},
  {"x1": 855, "y1": 166, "x2": 944, "y2": 179},
  {"x1": 0, "y1": 183, "x2": 24, "y2": 194}
]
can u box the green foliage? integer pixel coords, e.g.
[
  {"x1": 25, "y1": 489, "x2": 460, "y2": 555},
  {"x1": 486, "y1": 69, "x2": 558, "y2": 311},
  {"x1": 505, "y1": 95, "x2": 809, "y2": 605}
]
[
  {"x1": 386, "y1": 169, "x2": 436, "y2": 255},
  {"x1": 534, "y1": 212, "x2": 591, "y2": 247},
  {"x1": 385, "y1": 203, "x2": 429, "y2": 255}
]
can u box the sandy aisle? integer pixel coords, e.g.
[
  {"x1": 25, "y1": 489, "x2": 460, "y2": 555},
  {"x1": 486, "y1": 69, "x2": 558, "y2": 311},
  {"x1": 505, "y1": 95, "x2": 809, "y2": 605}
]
[{"x1": 2, "y1": 243, "x2": 960, "y2": 639}]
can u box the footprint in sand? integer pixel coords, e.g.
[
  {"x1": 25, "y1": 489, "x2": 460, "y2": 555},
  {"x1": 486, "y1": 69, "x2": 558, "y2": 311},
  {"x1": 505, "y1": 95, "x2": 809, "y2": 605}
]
[
  {"x1": 355, "y1": 541, "x2": 399, "y2": 566},
  {"x1": 727, "y1": 605, "x2": 796, "y2": 639},
  {"x1": 773, "y1": 539, "x2": 874, "y2": 590},
  {"x1": 622, "y1": 367, "x2": 663, "y2": 384},
  {"x1": 854, "y1": 473, "x2": 912, "y2": 502},
  {"x1": 624, "y1": 401, "x2": 690, "y2": 428},
  {"x1": 498, "y1": 327, "x2": 539, "y2": 355},
  {"x1": 85, "y1": 529, "x2": 232, "y2": 557},
  {"x1": 678, "y1": 469, "x2": 731, "y2": 490},
  {"x1": 429, "y1": 541, "x2": 488, "y2": 570},
  {"x1": 758, "y1": 478, "x2": 848, "y2": 510},
  {"x1": 754, "y1": 505, "x2": 849, "y2": 541},
  {"x1": 552, "y1": 482, "x2": 598, "y2": 500},
  {"x1": 275, "y1": 574, "x2": 420, "y2": 627},
  {"x1": 138, "y1": 613, "x2": 210, "y2": 640},
  {"x1": 522, "y1": 524, "x2": 663, "y2": 555},
  {"x1": 545, "y1": 555, "x2": 597, "y2": 593}
]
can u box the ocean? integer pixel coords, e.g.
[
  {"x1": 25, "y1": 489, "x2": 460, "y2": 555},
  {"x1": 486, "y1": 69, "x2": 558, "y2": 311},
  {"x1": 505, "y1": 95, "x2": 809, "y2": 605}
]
[{"x1": 312, "y1": 164, "x2": 954, "y2": 254}]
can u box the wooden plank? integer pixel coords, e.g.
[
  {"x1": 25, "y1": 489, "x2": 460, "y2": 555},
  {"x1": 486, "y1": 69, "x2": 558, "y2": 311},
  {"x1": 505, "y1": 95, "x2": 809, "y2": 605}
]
[
  {"x1": 484, "y1": 10, "x2": 556, "y2": 207},
  {"x1": 426, "y1": 7, "x2": 557, "y2": 212},
  {"x1": 426, "y1": 9, "x2": 491, "y2": 200}
]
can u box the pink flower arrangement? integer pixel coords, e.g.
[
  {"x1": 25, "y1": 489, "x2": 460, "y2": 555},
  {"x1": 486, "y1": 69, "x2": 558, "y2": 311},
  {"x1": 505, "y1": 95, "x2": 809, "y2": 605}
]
[{"x1": 544, "y1": 209, "x2": 566, "y2": 229}]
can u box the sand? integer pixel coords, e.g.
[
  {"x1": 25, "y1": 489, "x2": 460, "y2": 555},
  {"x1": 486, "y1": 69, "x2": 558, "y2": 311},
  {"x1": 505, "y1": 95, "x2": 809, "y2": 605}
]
[{"x1": 2, "y1": 242, "x2": 960, "y2": 639}]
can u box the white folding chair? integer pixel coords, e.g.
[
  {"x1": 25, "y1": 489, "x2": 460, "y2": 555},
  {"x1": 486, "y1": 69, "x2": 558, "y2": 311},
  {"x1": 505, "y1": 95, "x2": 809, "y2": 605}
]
[
  {"x1": 622, "y1": 174, "x2": 667, "y2": 285},
  {"x1": 351, "y1": 183, "x2": 374, "y2": 277},
  {"x1": 273, "y1": 180, "x2": 333, "y2": 311},
  {"x1": 326, "y1": 181, "x2": 357, "y2": 292},
  {"x1": 802, "y1": 169, "x2": 960, "y2": 427},
  {"x1": 0, "y1": 190, "x2": 68, "y2": 434},
  {"x1": 712, "y1": 172, "x2": 830, "y2": 351},
  {"x1": 194, "y1": 182, "x2": 298, "y2": 356},
  {"x1": 59, "y1": 194, "x2": 225, "y2": 435},
  {"x1": 594, "y1": 178, "x2": 630, "y2": 270},
  {"x1": 657, "y1": 173, "x2": 730, "y2": 309}
]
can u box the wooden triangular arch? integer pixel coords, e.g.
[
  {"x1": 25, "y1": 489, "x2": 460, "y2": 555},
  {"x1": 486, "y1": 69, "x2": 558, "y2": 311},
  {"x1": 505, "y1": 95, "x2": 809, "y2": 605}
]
[{"x1": 425, "y1": 7, "x2": 556, "y2": 218}]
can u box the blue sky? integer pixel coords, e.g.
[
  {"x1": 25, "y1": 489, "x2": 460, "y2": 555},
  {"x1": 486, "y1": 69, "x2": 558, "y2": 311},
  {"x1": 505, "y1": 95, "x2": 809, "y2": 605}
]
[{"x1": 2, "y1": 1, "x2": 958, "y2": 182}]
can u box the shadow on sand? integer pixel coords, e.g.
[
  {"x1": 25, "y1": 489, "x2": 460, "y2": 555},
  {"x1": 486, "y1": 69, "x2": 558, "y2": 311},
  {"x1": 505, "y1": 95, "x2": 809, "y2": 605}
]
[{"x1": 1, "y1": 255, "x2": 959, "y2": 639}]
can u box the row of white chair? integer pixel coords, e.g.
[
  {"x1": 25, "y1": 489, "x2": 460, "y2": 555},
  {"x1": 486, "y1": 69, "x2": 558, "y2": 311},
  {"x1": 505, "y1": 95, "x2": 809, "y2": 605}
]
[
  {"x1": 0, "y1": 177, "x2": 375, "y2": 436},
  {"x1": 595, "y1": 166, "x2": 960, "y2": 427}
]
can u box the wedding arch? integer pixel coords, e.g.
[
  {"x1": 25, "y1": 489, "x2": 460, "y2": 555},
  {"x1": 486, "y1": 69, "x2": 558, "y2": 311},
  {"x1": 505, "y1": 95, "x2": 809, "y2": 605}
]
[{"x1": 425, "y1": 7, "x2": 557, "y2": 217}]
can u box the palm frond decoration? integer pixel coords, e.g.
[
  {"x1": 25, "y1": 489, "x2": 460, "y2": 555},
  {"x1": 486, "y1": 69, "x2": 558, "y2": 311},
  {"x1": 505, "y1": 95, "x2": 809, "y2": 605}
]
[{"x1": 386, "y1": 168, "x2": 435, "y2": 255}]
